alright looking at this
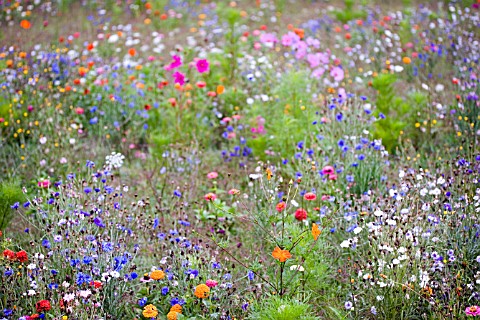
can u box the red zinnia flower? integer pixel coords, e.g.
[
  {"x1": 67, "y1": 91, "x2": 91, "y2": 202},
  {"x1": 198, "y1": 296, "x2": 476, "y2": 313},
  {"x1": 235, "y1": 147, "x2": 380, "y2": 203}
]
[
  {"x1": 304, "y1": 192, "x2": 317, "y2": 201},
  {"x1": 35, "y1": 300, "x2": 51, "y2": 313},
  {"x1": 3, "y1": 249, "x2": 15, "y2": 260},
  {"x1": 294, "y1": 208, "x2": 308, "y2": 221},
  {"x1": 16, "y1": 250, "x2": 28, "y2": 263}
]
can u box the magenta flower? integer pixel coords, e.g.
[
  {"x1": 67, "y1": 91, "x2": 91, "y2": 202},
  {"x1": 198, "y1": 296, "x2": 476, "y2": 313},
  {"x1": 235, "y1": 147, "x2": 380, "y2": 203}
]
[
  {"x1": 165, "y1": 55, "x2": 182, "y2": 70},
  {"x1": 321, "y1": 166, "x2": 335, "y2": 175},
  {"x1": 172, "y1": 71, "x2": 185, "y2": 85},
  {"x1": 205, "y1": 279, "x2": 218, "y2": 288},
  {"x1": 196, "y1": 59, "x2": 209, "y2": 73},
  {"x1": 466, "y1": 306, "x2": 480, "y2": 316},
  {"x1": 38, "y1": 180, "x2": 51, "y2": 188}
]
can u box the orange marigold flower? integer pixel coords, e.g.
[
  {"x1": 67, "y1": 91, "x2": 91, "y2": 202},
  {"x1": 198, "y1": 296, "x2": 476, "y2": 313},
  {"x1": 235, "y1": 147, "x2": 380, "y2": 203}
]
[
  {"x1": 142, "y1": 304, "x2": 158, "y2": 318},
  {"x1": 167, "y1": 311, "x2": 179, "y2": 320},
  {"x1": 150, "y1": 269, "x2": 165, "y2": 280},
  {"x1": 312, "y1": 223, "x2": 321, "y2": 241},
  {"x1": 170, "y1": 304, "x2": 182, "y2": 313},
  {"x1": 170, "y1": 303, "x2": 182, "y2": 313},
  {"x1": 194, "y1": 284, "x2": 210, "y2": 298},
  {"x1": 272, "y1": 246, "x2": 291, "y2": 262}
]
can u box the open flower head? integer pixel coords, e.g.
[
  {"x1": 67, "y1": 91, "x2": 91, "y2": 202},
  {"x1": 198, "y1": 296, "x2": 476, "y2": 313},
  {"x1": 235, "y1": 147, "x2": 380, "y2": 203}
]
[
  {"x1": 142, "y1": 304, "x2": 158, "y2": 318},
  {"x1": 150, "y1": 269, "x2": 165, "y2": 280},
  {"x1": 194, "y1": 284, "x2": 210, "y2": 298},
  {"x1": 272, "y1": 247, "x2": 292, "y2": 262}
]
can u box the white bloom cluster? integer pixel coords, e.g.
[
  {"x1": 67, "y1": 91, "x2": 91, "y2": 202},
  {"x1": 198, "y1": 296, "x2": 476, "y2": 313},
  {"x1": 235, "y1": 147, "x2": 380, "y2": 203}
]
[{"x1": 105, "y1": 152, "x2": 125, "y2": 169}]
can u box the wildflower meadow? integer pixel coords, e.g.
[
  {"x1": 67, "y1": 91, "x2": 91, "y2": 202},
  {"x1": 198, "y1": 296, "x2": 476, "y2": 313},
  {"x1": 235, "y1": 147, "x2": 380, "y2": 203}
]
[{"x1": 0, "y1": 0, "x2": 480, "y2": 319}]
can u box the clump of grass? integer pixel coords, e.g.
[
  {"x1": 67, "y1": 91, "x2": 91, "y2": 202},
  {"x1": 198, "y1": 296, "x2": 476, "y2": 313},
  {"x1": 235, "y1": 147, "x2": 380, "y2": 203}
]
[{"x1": 0, "y1": 180, "x2": 24, "y2": 231}]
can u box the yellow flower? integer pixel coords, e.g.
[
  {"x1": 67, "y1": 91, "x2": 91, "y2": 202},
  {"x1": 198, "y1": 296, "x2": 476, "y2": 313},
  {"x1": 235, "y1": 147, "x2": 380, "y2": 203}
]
[
  {"x1": 167, "y1": 311, "x2": 179, "y2": 320},
  {"x1": 150, "y1": 269, "x2": 165, "y2": 280},
  {"x1": 142, "y1": 304, "x2": 158, "y2": 318},
  {"x1": 194, "y1": 284, "x2": 210, "y2": 298}
]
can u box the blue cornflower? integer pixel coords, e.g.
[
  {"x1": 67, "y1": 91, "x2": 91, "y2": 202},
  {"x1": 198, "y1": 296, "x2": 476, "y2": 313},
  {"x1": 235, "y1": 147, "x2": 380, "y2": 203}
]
[
  {"x1": 102, "y1": 242, "x2": 113, "y2": 252},
  {"x1": 42, "y1": 239, "x2": 51, "y2": 249},
  {"x1": 162, "y1": 286, "x2": 169, "y2": 296},
  {"x1": 138, "y1": 297, "x2": 148, "y2": 307}
]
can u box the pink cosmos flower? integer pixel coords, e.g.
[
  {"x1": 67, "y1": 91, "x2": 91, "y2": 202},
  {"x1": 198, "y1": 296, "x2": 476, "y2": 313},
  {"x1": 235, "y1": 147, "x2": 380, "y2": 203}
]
[
  {"x1": 172, "y1": 71, "x2": 185, "y2": 85},
  {"x1": 328, "y1": 174, "x2": 338, "y2": 181},
  {"x1": 207, "y1": 172, "x2": 218, "y2": 179},
  {"x1": 305, "y1": 37, "x2": 320, "y2": 48},
  {"x1": 206, "y1": 279, "x2": 218, "y2": 288},
  {"x1": 196, "y1": 59, "x2": 209, "y2": 73},
  {"x1": 204, "y1": 193, "x2": 217, "y2": 201},
  {"x1": 330, "y1": 66, "x2": 345, "y2": 82},
  {"x1": 294, "y1": 41, "x2": 308, "y2": 59},
  {"x1": 465, "y1": 306, "x2": 480, "y2": 316},
  {"x1": 281, "y1": 32, "x2": 300, "y2": 47},
  {"x1": 259, "y1": 33, "x2": 278, "y2": 44},
  {"x1": 322, "y1": 166, "x2": 335, "y2": 175},
  {"x1": 312, "y1": 67, "x2": 326, "y2": 79},
  {"x1": 307, "y1": 53, "x2": 321, "y2": 68},
  {"x1": 165, "y1": 55, "x2": 182, "y2": 70},
  {"x1": 321, "y1": 195, "x2": 330, "y2": 201}
]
